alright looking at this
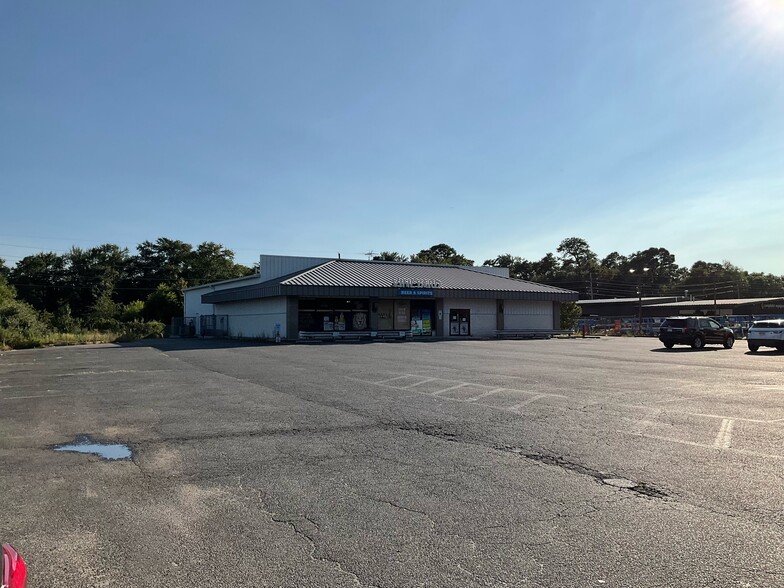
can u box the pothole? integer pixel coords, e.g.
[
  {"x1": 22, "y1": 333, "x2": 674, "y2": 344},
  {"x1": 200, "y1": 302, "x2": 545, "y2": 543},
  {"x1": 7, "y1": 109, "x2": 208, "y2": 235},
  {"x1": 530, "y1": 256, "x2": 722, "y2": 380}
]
[
  {"x1": 53, "y1": 435, "x2": 132, "y2": 461},
  {"x1": 520, "y1": 451, "x2": 670, "y2": 499}
]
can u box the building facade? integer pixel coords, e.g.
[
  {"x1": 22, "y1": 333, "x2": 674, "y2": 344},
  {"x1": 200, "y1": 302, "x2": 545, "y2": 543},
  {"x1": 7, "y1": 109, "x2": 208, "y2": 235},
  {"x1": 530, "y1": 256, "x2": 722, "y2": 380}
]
[{"x1": 184, "y1": 255, "x2": 578, "y2": 340}]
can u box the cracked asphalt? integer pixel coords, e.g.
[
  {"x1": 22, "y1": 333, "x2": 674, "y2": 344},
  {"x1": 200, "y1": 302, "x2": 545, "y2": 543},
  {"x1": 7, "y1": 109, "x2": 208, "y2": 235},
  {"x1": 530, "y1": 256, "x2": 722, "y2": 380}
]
[{"x1": 1, "y1": 337, "x2": 784, "y2": 587}]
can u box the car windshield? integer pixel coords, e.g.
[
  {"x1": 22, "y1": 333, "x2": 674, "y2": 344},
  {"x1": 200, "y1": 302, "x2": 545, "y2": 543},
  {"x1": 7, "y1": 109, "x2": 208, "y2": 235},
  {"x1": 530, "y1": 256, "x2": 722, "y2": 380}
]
[
  {"x1": 751, "y1": 322, "x2": 784, "y2": 329},
  {"x1": 661, "y1": 319, "x2": 687, "y2": 327}
]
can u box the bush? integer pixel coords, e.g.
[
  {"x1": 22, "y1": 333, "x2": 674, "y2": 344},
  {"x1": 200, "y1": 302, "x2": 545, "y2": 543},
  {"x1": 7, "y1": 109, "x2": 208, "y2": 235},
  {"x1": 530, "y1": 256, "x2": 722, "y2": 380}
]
[
  {"x1": 51, "y1": 304, "x2": 83, "y2": 332},
  {"x1": 0, "y1": 303, "x2": 49, "y2": 348},
  {"x1": 117, "y1": 320, "x2": 165, "y2": 342},
  {"x1": 143, "y1": 284, "x2": 182, "y2": 323},
  {"x1": 119, "y1": 300, "x2": 145, "y2": 322}
]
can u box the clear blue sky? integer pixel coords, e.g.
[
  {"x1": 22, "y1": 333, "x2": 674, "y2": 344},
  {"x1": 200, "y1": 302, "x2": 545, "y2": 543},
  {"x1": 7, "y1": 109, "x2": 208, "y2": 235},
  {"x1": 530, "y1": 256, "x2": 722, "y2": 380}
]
[{"x1": 2, "y1": 1, "x2": 783, "y2": 274}]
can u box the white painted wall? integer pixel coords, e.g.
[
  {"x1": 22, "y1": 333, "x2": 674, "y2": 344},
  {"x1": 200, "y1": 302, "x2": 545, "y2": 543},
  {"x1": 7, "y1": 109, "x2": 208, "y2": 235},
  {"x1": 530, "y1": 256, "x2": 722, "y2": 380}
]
[
  {"x1": 442, "y1": 298, "x2": 497, "y2": 337},
  {"x1": 503, "y1": 300, "x2": 553, "y2": 330},
  {"x1": 440, "y1": 298, "x2": 554, "y2": 336},
  {"x1": 183, "y1": 274, "x2": 262, "y2": 335},
  {"x1": 214, "y1": 297, "x2": 288, "y2": 339}
]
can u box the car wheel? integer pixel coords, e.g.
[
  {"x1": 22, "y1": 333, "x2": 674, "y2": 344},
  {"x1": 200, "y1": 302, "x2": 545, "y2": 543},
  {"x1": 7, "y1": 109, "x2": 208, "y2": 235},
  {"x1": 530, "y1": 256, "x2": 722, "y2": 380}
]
[
  {"x1": 777, "y1": 345, "x2": 784, "y2": 352},
  {"x1": 664, "y1": 342, "x2": 674, "y2": 349},
  {"x1": 691, "y1": 335, "x2": 704, "y2": 350},
  {"x1": 748, "y1": 344, "x2": 759, "y2": 352},
  {"x1": 723, "y1": 336, "x2": 734, "y2": 349}
]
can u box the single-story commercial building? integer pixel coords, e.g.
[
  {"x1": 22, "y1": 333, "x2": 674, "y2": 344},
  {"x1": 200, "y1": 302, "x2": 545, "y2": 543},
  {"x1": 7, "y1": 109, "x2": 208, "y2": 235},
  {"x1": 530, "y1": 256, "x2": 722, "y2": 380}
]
[{"x1": 183, "y1": 255, "x2": 578, "y2": 340}]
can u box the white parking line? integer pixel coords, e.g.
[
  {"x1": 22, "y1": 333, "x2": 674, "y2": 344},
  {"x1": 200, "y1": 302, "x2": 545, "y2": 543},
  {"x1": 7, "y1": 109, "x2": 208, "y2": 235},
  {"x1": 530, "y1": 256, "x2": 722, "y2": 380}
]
[
  {"x1": 375, "y1": 375, "x2": 415, "y2": 385},
  {"x1": 400, "y1": 378, "x2": 438, "y2": 389},
  {"x1": 430, "y1": 383, "x2": 470, "y2": 396},
  {"x1": 623, "y1": 431, "x2": 783, "y2": 460},
  {"x1": 509, "y1": 394, "x2": 548, "y2": 411},
  {"x1": 464, "y1": 388, "x2": 506, "y2": 402},
  {"x1": 690, "y1": 413, "x2": 773, "y2": 424},
  {"x1": 713, "y1": 419, "x2": 734, "y2": 449}
]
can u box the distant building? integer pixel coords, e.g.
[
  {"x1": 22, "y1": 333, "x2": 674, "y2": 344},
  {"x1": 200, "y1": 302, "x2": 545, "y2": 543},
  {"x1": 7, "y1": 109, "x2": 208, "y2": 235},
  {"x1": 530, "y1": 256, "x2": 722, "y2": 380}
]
[{"x1": 578, "y1": 296, "x2": 784, "y2": 320}]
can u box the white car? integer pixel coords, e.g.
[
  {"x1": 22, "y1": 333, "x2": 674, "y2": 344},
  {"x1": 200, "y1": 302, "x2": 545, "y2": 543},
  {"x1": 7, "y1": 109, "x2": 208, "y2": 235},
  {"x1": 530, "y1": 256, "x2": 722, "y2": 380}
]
[{"x1": 747, "y1": 319, "x2": 784, "y2": 352}]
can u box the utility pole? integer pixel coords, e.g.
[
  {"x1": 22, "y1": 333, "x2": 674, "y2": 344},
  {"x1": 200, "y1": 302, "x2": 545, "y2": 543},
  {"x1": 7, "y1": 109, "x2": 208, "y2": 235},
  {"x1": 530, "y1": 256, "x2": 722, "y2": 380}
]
[{"x1": 630, "y1": 267, "x2": 650, "y2": 335}]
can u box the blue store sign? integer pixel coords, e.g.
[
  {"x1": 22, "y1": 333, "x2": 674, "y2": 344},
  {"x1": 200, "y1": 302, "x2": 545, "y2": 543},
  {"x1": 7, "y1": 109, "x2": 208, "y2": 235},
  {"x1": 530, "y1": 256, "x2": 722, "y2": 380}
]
[{"x1": 399, "y1": 289, "x2": 435, "y2": 297}]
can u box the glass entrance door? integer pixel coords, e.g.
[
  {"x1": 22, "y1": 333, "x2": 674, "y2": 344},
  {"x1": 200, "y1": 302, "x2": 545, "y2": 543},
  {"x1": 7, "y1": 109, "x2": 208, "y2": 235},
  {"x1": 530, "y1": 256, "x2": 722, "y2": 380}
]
[{"x1": 449, "y1": 309, "x2": 470, "y2": 336}]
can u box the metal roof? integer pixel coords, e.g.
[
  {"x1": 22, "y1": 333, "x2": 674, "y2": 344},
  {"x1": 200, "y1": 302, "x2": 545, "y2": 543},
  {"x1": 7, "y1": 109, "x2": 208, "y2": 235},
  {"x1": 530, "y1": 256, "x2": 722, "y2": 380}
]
[
  {"x1": 202, "y1": 259, "x2": 578, "y2": 304},
  {"x1": 577, "y1": 296, "x2": 678, "y2": 305},
  {"x1": 645, "y1": 297, "x2": 784, "y2": 308},
  {"x1": 182, "y1": 273, "x2": 261, "y2": 292}
]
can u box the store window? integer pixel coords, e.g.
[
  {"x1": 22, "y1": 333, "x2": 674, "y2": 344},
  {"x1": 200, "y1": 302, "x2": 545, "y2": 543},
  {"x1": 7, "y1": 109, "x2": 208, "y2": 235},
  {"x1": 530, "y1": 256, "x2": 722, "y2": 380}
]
[
  {"x1": 298, "y1": 299, "x2": 369, "y2": 332},
  {"x1": 394, "y1": 300, "x2": 410, "y2": 330},
  {"x1": 376, "y1": 300, "x2": 394, "y2": 330}
]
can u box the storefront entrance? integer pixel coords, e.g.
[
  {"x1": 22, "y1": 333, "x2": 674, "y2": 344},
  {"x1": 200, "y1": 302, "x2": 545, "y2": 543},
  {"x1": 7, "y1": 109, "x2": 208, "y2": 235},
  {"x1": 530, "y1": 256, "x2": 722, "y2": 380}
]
[
  {"x1": 410, "y1": 300, "x2": 435, "y2": 336},
  {"x1": 449, "y1": 309, "x2": 471, "y2": 336}
]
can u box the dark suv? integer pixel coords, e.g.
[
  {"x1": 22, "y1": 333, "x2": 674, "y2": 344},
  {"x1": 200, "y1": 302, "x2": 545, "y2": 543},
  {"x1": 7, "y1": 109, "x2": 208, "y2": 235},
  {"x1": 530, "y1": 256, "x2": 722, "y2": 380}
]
[{"x1": 658, "y1": 317, "x2": 735, "y2": 350}]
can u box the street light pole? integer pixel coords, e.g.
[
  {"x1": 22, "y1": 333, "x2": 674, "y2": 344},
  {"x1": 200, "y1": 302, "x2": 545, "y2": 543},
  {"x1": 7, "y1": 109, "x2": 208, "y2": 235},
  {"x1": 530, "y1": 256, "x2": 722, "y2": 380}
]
[{"x1": 629, "y1": 267, "x2": 650, "y2": 336}]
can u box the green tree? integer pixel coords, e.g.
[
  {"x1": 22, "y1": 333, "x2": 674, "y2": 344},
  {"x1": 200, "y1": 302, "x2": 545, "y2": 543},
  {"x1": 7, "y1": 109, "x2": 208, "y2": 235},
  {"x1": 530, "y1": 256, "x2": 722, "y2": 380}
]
[
  {"x1": 87, "y1": 287, "x2": 120, "y2": 330},
  {"x1": 744, "y1": 272, "x2": 784, "y2": 298},
  {"x1": 598, "y1": 251, "x2": 628, "y2": 281},
  {"x1": 127, "y1": 238, "x2": 193, "y2": 298},
  {"x1": 63, "y1": 244, "x2": 131, "y2": 315},
  {"x1": 7, "y1": 252, "x2": 66, "y2": 313},
  {"x1": 410, "y1": 244, "x2": 474, "y2": 265},
  {"x1": 143, "y1": 283, "x2": 182, "y2": 323},
  {"x1": 681, "y1": 260, "x2": 742, "y2": 299},
  {"x1": 532, "y1": 253, "x2": 561, "y2": 282},
  {"x1": 557, "y1": 237, "x2": 598, "y2": 282},
  {"x1": 187, "y1": 242, "x2": 252, "y2": 286},
  {"x1": 483, "y1": 254, "x2": 536, "y2": 281},
  {"x1": 559, "y1": 301, "x2": 582, "y2": 330},
  {"x1": 626, "y1": 247, "x2": 681, "y2": 295},
  {"x1": 373, "y1": 251, "x2": 409, "y2": 262}
]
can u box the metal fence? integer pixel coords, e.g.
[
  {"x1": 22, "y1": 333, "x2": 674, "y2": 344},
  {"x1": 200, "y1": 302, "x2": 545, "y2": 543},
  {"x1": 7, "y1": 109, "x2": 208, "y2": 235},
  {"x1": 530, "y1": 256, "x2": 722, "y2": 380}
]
[
  {"x1": 200, "y1": 314, "x2": 229, "y2": 337},
  {"x1": 170, "y1": 317, "x2": 197, "y2": 337}
]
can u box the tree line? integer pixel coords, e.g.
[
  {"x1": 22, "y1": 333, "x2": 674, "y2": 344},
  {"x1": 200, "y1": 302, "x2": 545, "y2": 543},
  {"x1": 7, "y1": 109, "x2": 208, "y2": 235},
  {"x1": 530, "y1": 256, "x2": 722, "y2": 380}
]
[
  {"x1": 0, "y1": 238, "x2": 253, "y2": 343},
  {"x1": 380, "y1": 239, "x2": 784, "y2": 300}
]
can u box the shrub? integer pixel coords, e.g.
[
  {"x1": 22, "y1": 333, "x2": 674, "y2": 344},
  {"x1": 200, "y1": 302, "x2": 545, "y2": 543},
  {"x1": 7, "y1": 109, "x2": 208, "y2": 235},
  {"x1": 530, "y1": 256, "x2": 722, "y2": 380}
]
[
  {"x1": 119, "y1": 300, "x2": 145, "y2": 322},
  {"x1": 143, "y1": 284, "x2": 182, "y2": 323},
  {"x1": 117, "y1": 320, "x2": 165, "y2": 342},
  {"x1": 0, "y1": 297, "x2": 49, "y2": 349}
]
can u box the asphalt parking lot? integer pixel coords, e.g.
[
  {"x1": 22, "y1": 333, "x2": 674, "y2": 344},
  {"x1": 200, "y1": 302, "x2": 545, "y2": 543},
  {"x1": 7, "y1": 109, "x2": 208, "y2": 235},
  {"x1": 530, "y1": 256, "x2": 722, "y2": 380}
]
[{"x1": 2, "y1": 337, "x2": 784, "y2": 587}]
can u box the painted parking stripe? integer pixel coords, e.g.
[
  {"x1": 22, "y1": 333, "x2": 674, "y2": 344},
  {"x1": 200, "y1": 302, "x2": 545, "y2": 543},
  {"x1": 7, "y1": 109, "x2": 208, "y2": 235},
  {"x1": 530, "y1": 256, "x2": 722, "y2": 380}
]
[
  {"x1": 375, "y1": 375, "x2": 416, "y2": 385},
  {"x1": 509, "y1": 394, "x2": 549, "y2": 411},
  {"x1": 713, "y1": 418, "x2": 735, "y2": 449},
  {"x1": 401, "y1": 378, "x2": 438, "y2": 389},
  {"x1": 430, "y1": 383, "x2": 470, "y2": 396},
  {"x1": 464, "y1": 388, "x2": 506, "y2": 402},
  {"x1": 623, "y1": 431, "x2": 783, "y2": 460}
]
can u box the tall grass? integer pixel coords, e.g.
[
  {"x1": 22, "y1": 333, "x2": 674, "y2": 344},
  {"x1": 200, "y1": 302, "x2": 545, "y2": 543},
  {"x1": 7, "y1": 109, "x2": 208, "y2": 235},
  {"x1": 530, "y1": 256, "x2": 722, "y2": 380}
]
[{"x1": 0, "y1": 321, "x2": 165, "y2": 350}]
